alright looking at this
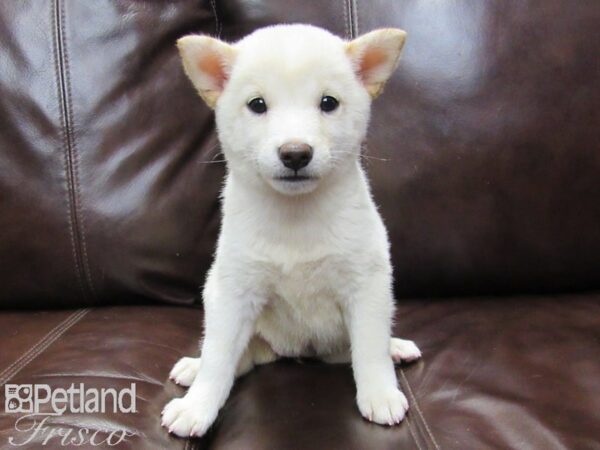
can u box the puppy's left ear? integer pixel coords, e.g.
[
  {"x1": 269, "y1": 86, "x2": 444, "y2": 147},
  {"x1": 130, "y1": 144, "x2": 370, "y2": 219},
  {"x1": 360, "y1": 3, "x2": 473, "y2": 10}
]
[
  {"x1": 346, "y1": 28, "x2": 407, "y2": 98},
  {"x1": 177, "y1": 35, "x2": 237, "y2": 108}
]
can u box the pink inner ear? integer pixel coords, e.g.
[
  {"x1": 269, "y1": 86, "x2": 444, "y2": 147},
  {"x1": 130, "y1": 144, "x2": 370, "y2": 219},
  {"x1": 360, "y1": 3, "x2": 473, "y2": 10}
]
[
  {"x1": 197, "y1": 51, "x2": 227, "y2": 90},
  {"x1": 359, "y1": 47, "x2": 387, "y2": 81}
]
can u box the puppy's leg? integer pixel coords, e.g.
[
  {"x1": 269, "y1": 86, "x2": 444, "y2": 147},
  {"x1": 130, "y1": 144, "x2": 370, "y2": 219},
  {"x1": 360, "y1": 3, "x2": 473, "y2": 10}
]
[
  {"x1": 346, "y1": 273, "x2": 409, "y2": 426},
  {"x1": 170, "y1": 335, "x2": 277, "y2": 387},
  {"x1": 162, "y1": 283, "x2": 262, "y2": 438},
  {"x1": 235, "y1": 335, "x2": 278, "y2": 377},
  {"x1": 390, "y1": 337, "x2": 421, "y2": 364},
  {"x1": 169, "y1": 356, "x2": 201, "y2": 387}
]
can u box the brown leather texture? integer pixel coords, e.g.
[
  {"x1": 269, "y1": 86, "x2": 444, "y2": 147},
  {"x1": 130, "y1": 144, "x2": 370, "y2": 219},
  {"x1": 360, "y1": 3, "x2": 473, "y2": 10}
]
[
  {"x1": 358, "y1": 0, "x2": 600, "y2": 298},
  {"x1": 0, "y1": 306, "x2": 202, "y2": 449},
  {"x1": 0, "y1": 0, "x2": 223, "y2": 308},
  {"x1": 1, "y1": 0, "x2": 599, "y2": 307},
  {"x1": 1, "y1": 297, "x2": 599, "y2": 449},
  {"x1": 1, "y1": 1, "x2": 600, "y2": 450}
]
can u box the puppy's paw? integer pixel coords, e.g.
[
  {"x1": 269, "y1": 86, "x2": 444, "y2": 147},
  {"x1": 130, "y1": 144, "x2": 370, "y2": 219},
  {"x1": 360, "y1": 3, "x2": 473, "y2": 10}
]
[
  {"x1": 390, "y1": 338, "x2": 422, "y2": 363},
  {"x1": 169, "y1": 357, "x2": 201, "y2": 387},
  {"x1": 357, "y1": 387, "x2": 409, "y2": 426},
  {"x1": 161, "y1": 396, "x2": 216, "y2": 438}
]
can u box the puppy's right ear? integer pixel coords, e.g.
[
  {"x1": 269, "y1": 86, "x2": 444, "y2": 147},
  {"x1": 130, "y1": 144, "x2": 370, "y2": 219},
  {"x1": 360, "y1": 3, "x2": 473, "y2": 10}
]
[{"x1": 177, "y1": 35, "x2": 236, "y2": 108}]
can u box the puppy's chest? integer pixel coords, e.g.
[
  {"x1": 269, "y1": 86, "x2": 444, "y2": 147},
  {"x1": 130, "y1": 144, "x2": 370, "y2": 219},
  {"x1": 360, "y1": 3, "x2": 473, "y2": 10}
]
[
  {"x1": 267, "y1": 255, "x2": 348, "y2": 302},
  {"x1": 255, "y1": 257, "x2": 350, "y2": 355},
  {"x1": 262, "y1": 256, "x2": 349, "y2": 322}
]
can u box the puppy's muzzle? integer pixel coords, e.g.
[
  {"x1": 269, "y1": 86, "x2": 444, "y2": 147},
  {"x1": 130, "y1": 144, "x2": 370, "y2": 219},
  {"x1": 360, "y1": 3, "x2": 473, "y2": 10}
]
[{"x1": 278, "y1": 142, "x2": 313, "y2": 172}]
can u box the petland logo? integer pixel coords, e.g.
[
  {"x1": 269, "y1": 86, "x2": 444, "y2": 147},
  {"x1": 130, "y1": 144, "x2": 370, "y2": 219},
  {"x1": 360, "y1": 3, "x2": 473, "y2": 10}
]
[
  {"x1": 4, "y1": 383, "x2": 139, "y2": 446},
  {"x1": 5, "y1": 383, "x2": 137, "y2": 415}
]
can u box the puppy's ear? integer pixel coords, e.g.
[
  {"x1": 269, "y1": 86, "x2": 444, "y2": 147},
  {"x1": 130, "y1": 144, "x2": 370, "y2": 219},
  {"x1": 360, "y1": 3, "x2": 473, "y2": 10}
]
[
  {"x1": 346, "y1": 28, "x2": 406, "y2": 98},
  {"x1": 177, "y1": 35, "x2": 237, "y2": 108}
]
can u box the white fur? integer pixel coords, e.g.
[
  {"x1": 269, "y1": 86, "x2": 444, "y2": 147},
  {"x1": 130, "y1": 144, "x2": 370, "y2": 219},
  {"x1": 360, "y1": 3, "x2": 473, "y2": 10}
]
[{"x1": 162, "y1": 24, "x2": 419, "y2": 438}]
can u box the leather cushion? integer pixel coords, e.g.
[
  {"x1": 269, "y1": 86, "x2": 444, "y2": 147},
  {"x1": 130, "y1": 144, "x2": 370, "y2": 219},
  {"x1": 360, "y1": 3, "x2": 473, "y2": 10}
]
[{"x1": 1, "y1": 295, "x2": 598, "y2": 449}]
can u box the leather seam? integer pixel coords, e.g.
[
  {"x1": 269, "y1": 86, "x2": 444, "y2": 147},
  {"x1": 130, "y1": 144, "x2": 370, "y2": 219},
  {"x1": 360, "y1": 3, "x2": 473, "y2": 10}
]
[
  {"x1": 52, "y1": 0, "x2": 87, "y2": 303},
  {"x1": 0, "y1": 309, "x2": 90, "y2": 386},
  {"x1": 59, "y1": 0, "x2": 97, "y2": 301},
  {"x1": 401, "y1": 369, "x2": 441, "y2": 450},
  {"x1": 209, "y1": 0, "x2": 221, "y2": 38},
  {"x1": 343, "y1": 0, "x2": 357, "y2": 39},
  {"x1": 342, "y1": 0, "x2": 350, "y2": 39},
  {"x1": 53, "y1": 0, "x2": 96, "y2": 303},
  {"x1": 352, "y1": 0, "x2": 359, "y2": 36},
  {"x1": 406, "y1": 419, "x2": 424, "y2": 450}
]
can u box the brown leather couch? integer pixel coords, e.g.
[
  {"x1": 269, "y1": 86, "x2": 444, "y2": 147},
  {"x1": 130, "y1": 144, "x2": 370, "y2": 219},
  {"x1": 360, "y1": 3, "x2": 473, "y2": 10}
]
[{"x1": 1, "y1": 1, "x2": 599, "y2": 449}]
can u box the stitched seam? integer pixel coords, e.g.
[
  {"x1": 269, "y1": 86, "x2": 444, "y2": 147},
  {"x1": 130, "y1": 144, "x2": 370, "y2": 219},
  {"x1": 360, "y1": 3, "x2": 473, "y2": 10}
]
[
  {"x1": 209, "y1": 0, "x2": 221, "y2": 38},
  {"x1": 347, "y1": 0, "x2": 355, "y2": 38},
  {"x1": 60, "y1": 0, "x2": 97, "y2": 301},
  {"x1": 406, "y1": 419, "x2": 424, "y2": 450},
  {"x1": 345, "y1": 0, "x2": 356, "y2": 39},
  {"x1": 0, "y1": 309, "x2": 89, "y2": 384},
  {"x1": 401, "y1": 369, "x2": 441, "y2": 450},
  {"x1": 52, "y1": 0, "x2": 87, "y2": 302},
  {"x1": 342, "y1": 0, "x2": 350, "y2": 39},
  {"x1": 0, "y1": 309, "x2": 90, "y2": 386},
  {"x1": 352, "y1": 0, "x2": 359, "y2": 36}
]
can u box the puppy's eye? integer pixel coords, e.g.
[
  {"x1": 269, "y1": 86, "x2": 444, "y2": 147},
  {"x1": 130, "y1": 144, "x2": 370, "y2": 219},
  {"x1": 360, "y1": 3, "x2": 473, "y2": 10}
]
[
  {"x1": 247, "y1": 97, "x2": 267, "y2": 114},
  {"x1": 320, "y1": 95, "x2": 339, "y2": 113}
]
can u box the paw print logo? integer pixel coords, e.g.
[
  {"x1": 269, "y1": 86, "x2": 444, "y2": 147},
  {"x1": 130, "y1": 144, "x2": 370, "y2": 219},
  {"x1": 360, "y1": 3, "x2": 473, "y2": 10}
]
[{"x1": 4, "y1": 384, "x2": 33, "y2": 413}]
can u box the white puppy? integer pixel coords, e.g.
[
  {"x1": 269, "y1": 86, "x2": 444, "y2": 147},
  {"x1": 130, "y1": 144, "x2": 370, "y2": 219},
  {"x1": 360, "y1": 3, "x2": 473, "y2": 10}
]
[{"x1": 162, "y1": 24, "x2": 421, "y2": 438}]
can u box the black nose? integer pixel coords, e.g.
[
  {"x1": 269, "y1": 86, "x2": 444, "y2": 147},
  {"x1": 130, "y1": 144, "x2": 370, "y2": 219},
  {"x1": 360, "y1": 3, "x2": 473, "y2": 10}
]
[{"x1": 278, "y1": 142, "x2": 313, "y2": 171}]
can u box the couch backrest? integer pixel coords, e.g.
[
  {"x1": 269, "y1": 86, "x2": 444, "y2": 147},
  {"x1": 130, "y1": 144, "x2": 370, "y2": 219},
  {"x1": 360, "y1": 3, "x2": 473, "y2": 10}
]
[{"x1": 1, "y1": 0, "x2": 598, "y2": 308}]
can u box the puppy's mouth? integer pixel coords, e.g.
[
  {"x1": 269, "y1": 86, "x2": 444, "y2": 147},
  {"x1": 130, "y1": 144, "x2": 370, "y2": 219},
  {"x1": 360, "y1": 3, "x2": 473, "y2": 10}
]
[
  {"x1": 268, "y1": 171, "x2": 320, "y2": 195},
  {"x1": 275, "y1": 174, "x2": 314, "y2": 182}
]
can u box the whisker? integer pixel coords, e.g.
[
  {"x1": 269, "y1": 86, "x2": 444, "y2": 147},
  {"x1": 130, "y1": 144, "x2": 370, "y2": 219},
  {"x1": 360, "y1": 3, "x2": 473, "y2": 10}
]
[
  {"x1": 334, "y1": 149, "x2": 391, "y2": 162},
  {"x1": 361, "y1": 155, "x2": 390, "y2": 162},
  {"x1": 195, "y1": 147, "x2": 226, "y2": 164},
  {"x1": 360, "y1": 145, "x2": 392, "y2": 162},
  {"x1": 210, "y1": 151, "x2": 224, "y2": 161},
  {"x1": 196, "y1": 159, "x2": 227, "y2": 164}
]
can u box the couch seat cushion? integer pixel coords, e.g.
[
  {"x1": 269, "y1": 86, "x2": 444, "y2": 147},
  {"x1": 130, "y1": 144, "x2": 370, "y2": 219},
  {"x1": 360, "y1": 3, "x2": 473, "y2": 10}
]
[{"x1": 1, "y1": 294, "x2": 599, "y2": 449}]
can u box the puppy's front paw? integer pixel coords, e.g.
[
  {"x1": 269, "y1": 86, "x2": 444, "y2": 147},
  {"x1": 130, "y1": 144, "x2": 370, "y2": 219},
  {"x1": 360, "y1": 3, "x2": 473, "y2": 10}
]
[
  {"x1": 169, "y1": 357, "x2": 201, "y2": 387},
  {"x1": 161, "y1": 396, "x2": 216, "y2": 438},
  {"x1": 390, "y1": 338, "x2": 422, "y2": 363},
  {"x1": 357, "y1": 387, "x2": 409, "y2": 425}
]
